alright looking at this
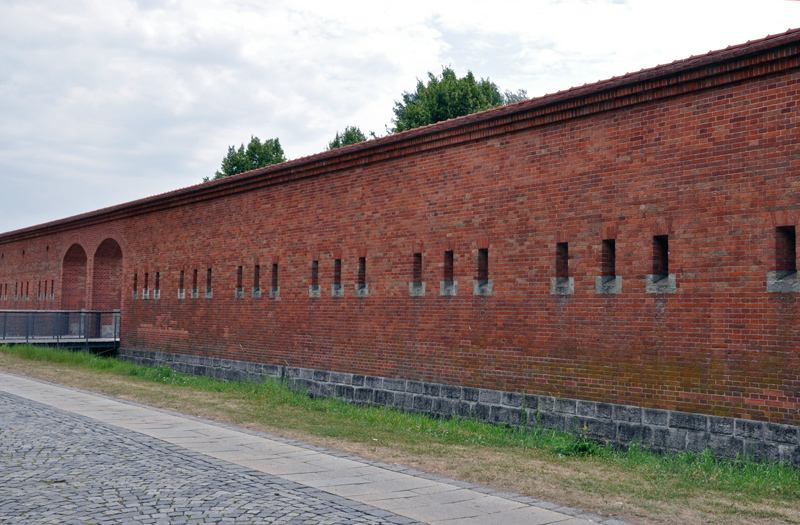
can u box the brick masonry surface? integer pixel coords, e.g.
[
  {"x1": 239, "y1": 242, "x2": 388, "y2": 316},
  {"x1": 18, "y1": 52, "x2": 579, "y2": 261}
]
[
  {"x1": 120, "y1": 348, "x2": 800, "y2": 466},
  {"x1": 3, "y1": 30, "x2": 800, "y2": 432}
]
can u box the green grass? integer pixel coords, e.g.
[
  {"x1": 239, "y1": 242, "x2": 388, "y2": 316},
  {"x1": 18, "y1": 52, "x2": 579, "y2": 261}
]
[{"x1": 3, "y1": 343, "x2": 800, "y2": 503}]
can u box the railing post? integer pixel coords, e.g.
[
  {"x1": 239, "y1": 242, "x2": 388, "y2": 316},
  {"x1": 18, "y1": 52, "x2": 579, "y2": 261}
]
[
  {"x1": 113, "y1": 311, "x2": 119, "y2": 350},
  {"x1": 83, "y1": 310, "x2": 88, "y2": 352}
]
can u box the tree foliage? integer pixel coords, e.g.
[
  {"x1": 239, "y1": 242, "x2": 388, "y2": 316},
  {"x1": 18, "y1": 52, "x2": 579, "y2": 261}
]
[
  {"x1": 390, "y1": 67, "x2": 528, "y2": 133},
  {"x1": 327, "y1": 126, "x2": 369, "y2": 150},
  {"x1": 206, "y1": 136, "x2": 286, "y2": 181}
]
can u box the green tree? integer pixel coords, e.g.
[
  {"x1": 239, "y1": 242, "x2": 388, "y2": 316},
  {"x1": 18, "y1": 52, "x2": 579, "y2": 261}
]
[
  {"x1": 206, "y1": 136, "x2": 286, "y2": 182},
  {"x1": 327, "y1": 126, "x2": 368, "y2": 150},
  {"x1": 390, "y1": 67, "x2": 527, "y2": 133}
]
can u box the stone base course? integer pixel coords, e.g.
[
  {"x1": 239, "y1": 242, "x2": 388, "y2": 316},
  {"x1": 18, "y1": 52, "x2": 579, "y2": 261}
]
[{"x1": 120, "y1": 348, "x2": 800, "y2": 466}]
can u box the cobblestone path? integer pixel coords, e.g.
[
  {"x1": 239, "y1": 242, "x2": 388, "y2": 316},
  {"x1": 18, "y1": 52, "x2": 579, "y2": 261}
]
[{"x1": 0, "y1": 392, "x2": 417, "y2": 524}]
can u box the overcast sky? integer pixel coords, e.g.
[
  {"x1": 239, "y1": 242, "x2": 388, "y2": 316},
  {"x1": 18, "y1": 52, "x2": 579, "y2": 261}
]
[{"x1": 1, "y1": 0, "x2": 799, "y2": 233}]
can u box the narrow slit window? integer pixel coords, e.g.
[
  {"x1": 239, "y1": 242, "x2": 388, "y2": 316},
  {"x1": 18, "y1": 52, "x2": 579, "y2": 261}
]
[
  {"x1": 192, "y1": 269, "x2": 198, "y2": 292},
  {"x1": 357, "y1": 257, "x2": 366, "y2": 286},
  {"x1": 133, "y1": 273, "x2": 138, "y2": 293},
  {"x1": 311, "y1": 260, "x2": 319, "y2": 287},
  {"x1": 776, "y1": 226, "x2": 797, "y2": 273},
  {"x1": 254, "y1": 265, "x2": 260, "y2": 289},
  {"x1": 236, "y1": 266, "x2": 243, "y2": 288},
  {"x1": 50, "y1": 280, "x2": 54, "y2": 299},
  {"x1": 179, "y1": 270, "x2": 185, "y2": 290},
  {"x1": 556, "y1": 243, "x2": 569, "y2": 278},
  {"x1": 271, "y1": 263, "x2": 279, "y2": 289},
  {"x1": 155, "y1": 272, "x2": 160, "y2": 291},
  {"x1": 144, "y1": 273, "x2": 149, "y2": 292},
  {"x1": 653, "y1": 235, "x2": 669, "y2": 276},
  {"x1": 477, "y1": 248, "x2": 488, "y2": 282},
  {"x1": 38, "y1": 281, "x2": 41, "y2": 299},
  {"x1": 444, "y1": 251, "x2": 454, "y2": 282},
  {"x1": 26, "y1": 282, "x2": 29, "y2": 298},
  {"x1": 206, "y1": 269, "x2": 212, "y2": 292},
  {"x1": 601, "y1": 239, "x2": 616, "y2": 277},
  {"x1": 413, "y1": 253, "x2": 422, "y2": 283},
  {"x1": 334, "y1": 259, "x2": 342, "y2": 286}
]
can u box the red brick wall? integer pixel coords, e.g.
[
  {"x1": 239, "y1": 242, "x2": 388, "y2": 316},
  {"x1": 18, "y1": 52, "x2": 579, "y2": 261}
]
[{"x1": 2, "y1": 33, "x2": 800, "y2": 425}]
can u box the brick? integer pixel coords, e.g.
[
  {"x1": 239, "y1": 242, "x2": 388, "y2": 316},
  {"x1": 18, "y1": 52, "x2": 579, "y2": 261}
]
[{"x1": 4, "y1": 30, "x2": 800, "y2": 440}]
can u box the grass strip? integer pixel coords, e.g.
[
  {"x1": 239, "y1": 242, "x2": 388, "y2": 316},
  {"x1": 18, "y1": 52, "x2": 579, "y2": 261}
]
[{"x1": 2, "y1": 344, "x2": 799, "y2": 516}]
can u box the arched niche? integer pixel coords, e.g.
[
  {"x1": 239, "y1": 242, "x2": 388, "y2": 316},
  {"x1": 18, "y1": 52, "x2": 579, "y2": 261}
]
[
  {"x1": 61, "y1": 244, "x2": 87, "y2": 310},
  {"x1": 91, "y1": 238, "x2": 123, "y2": 311}
]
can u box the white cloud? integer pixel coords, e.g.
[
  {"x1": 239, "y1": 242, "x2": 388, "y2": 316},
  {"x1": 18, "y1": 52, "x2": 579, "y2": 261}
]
[{"x1": 0, "y1": 0, "x2": 798, "y2": 232}]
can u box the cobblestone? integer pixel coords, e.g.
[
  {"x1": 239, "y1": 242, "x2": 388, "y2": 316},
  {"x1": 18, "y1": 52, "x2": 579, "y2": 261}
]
[{"x1": 0, "y1": 392, "x2": 418, "y2": 524}]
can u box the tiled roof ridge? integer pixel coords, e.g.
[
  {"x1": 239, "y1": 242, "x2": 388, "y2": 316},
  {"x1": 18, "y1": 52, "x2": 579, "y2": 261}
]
[{"x1": 3, "y1": 27, "x2": 800, "y2": 241}]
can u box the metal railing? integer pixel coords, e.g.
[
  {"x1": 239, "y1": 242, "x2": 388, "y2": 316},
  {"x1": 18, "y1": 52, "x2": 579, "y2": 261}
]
[{"x1": 0, "y1": 310, "x2": 121, "y2": 350}]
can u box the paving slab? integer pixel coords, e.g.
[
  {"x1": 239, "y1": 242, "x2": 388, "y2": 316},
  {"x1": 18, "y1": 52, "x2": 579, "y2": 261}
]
[{"x1": 0, "y1": 371, "x2": 628, "y2": 524}]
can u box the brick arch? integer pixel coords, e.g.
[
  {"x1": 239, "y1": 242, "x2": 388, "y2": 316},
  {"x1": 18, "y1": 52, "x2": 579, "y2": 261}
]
[
  {"x1": 61, "y1": 243, "x2": 87, "y2": 310},
  {"x1": 87, "y1": 227, "x2": 127, "y2": 257},
  {"x1": 91, "y1": 238, "x2": 123, "y2": 311}
]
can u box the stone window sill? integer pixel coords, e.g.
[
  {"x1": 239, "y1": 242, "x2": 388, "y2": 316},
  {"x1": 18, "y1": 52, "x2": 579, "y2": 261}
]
[
  {"x1": 550, "y1": 277, "x2": 574, "y2": 295},
  {"x1": 596, "y1": 276, "x2": 622, "y2": 294},
  {"x1": 473, "y1": 279, "x2": 493, "y2": 296},
  {"x1": 646, "y1": 274, "x2": 676, "y2": 294},
  {"x1": 409, "y1": 282, "x2": 425, "y2": 297},
  {"x1": 767, "y1": 271, "x2": 800, "y2": 293}
]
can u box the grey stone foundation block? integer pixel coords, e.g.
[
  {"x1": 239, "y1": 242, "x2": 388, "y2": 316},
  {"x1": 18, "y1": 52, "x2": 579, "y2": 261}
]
[
  {"x1": 462, "y1": 387, "x2": 480, "y2": 402},
  {"x1": 117, "y1": 347, "x2": 800, "y2": 464},
  {"x1": 709, "y1": 416, "x2": 734, "y2": 435},
  {"x1": 502, "y1": 392, "x2": 523, "y2": 407},
  {"x1": 644, "y1": 427, "x2": 687, "y2": 450},
  {"x1": 491, "y1": 406, "x2": 522, "y2": 426},
  {"x1": 735, "y1": 420, "x2": 764, "y2": 440},
  {"x1": 613, "y1": 404, "x2": 642, "y2": 423},
  {"x1": 643, "y1": 408, "x2": 669, "y2": 427},
  {"x1": 709, "y1": 434, "x2": 744, "y2": 460},
  {"x1": 354, "y1": 283, "x2": 369, "y2": 298},
  {"x1": 479, "y1": 389, "x2": 501, "y2": 404},
  {"x1": 670, "y1": 411, "x2": 707, "y2": 431},
  {"x1": 745, "y1": 441, "x2": 781, "y2": 463},
  {"x1": 308, "y1": 285, "x2": 320, "y2": 298},
  {"x1": 766, "y1": 422, "x2": 799, "y2": 444},
  {"x1": 618, "y1": 423, "x2": 645, "y2": 444},
  {"x1": 577, "y1": 400, "x2": 598, "y2": 417},
  {"x1": 555, "y1": 398, "x2": 577, "y2": 415},
  {"x1": 331, "y1": 284, "x2": 343, "y2": 298}
]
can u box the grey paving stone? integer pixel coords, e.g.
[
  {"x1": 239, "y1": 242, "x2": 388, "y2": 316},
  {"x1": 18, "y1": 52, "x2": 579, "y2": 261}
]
[{"x1": 0, "y1": 392, "x2": 418, "y2": 524}]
